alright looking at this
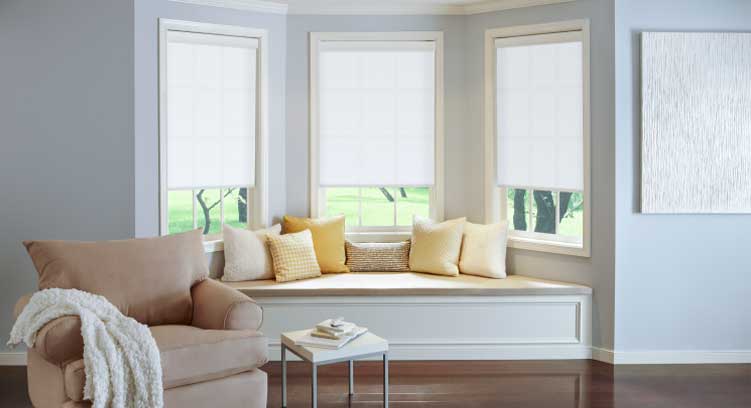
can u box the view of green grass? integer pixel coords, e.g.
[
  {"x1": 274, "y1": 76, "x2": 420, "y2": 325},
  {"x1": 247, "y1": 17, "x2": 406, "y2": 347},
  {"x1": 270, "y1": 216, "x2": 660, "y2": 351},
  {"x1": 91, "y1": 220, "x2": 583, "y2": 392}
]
[
  {"x1": 168, "y1": 189, "x2": 247, "y2": 235},
  {"x1": 325, "y1": 187, "x2": 430, "y2": 227}
]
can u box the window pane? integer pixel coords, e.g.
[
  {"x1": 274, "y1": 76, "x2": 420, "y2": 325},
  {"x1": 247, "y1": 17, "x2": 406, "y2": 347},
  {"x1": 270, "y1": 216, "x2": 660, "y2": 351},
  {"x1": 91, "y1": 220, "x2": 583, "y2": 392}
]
[
  {"x1": 361, "y1": 188, "x2": 395, "y2": 227},
  {"x1": 559, "y1": 192, "x2": 584, "y2": 238},
  {"x1": 396, "y1": 187, "x2": 430, "y2": 226},
  {"x1": 223, "y1": 187, "x2": 248, "y2": 229},
  {"x1": 325, "y1": 187, "x2": 360, "y2": 227},
  {"x1": 506, "y1": 188, "x2": 529, "y2": 232},
  {"x1": 195, "y1": 189, "x2": 221, "y2": 235},
  {"x1": 531, "y1": 190, "x2": 556, "y2": 234},
  {"x1": 168, "y1": 190, "x2": 194, "y2": 234}
]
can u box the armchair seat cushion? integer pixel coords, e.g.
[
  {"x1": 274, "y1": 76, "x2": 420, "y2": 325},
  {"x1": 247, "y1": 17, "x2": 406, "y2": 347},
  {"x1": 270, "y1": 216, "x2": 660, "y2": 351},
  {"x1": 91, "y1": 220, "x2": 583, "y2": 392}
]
[
  {"x1": 62, "y1": 325, "x2": 268, "y2": 401},
  {"x1": 153, "y1": 325, "x2": 268, "y2": 389}
]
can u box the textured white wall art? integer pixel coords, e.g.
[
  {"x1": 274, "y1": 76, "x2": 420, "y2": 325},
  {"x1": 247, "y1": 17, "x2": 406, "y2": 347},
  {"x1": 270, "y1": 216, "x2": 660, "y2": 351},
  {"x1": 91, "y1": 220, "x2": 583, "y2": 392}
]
[{"x1": 641, "y1": 32, "x2": 751, "y2": 213}]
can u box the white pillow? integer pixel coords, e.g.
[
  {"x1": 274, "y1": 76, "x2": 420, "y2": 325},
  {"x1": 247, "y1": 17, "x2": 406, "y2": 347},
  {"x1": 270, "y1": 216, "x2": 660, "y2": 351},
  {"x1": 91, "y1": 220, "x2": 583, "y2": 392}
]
[
  {"x1": 222, "y1": 224, "x2": 282, "y2": 281},
  {"x1": 459, "y1": 221, "x2": 508, "y2": 279}
]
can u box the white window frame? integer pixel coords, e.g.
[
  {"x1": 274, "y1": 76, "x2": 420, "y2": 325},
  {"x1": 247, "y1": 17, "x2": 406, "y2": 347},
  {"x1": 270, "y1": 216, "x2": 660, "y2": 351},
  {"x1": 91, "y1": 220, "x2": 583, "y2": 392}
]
[
  {"x1": 484, "y1": 20, "x2": 591, "y2": 257},
  {"x1": 158, "y1": 19, "x2": 269, "y2": 243},
  {"x1": 309, "y1": 31, "x2": 445, "y2": 242}
]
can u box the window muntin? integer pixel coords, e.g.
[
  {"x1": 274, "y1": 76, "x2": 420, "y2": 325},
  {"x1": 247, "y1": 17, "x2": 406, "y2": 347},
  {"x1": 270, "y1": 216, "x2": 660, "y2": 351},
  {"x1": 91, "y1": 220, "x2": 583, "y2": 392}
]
[
  {"x1": 159, "y1": 20, "x2": 268, "y2": 238},
  {"x1": 323, "y1": 187, "x2": 431, "y2": 231},
  {"x1": 311, "y1": 33, "x2": 443, "y2": 233},
  {"x1": 487, "y1": 22, "x2": 590, "y2": 256}
]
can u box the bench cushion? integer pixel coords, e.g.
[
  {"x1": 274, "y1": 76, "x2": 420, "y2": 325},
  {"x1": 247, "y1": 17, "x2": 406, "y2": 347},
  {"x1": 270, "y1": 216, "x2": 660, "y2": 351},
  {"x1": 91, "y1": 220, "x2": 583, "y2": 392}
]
[{"x1": 224, "y1": 272, "x2": 592, "y2": 297}]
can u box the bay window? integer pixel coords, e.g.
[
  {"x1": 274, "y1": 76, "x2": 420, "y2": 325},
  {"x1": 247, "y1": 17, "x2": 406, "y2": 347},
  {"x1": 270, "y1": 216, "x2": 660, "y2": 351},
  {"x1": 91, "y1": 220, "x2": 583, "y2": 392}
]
[{"x1": 310, "y1": 32, "x2": 444, "y2": 238}]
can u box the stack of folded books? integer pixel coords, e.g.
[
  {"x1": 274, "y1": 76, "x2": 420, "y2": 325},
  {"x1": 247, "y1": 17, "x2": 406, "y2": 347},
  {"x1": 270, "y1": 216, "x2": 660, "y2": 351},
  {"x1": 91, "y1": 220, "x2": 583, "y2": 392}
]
[{"x1": 294, "y1": 318, "x2": 368, "y2": 350}]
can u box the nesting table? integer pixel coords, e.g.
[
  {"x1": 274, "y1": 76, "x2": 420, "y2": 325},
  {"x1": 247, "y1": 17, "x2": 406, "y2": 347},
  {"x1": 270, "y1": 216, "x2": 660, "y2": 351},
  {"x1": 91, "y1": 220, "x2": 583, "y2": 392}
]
[{"x1": 280, "y1": 330, "x2": 389, "y2": 408}]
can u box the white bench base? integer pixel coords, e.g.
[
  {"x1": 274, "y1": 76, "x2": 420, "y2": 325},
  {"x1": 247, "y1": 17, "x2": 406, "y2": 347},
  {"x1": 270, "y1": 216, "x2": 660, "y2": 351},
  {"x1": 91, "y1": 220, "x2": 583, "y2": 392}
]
[{"x1": 229, "y1": 273, "x2": 592, "y2": 361}]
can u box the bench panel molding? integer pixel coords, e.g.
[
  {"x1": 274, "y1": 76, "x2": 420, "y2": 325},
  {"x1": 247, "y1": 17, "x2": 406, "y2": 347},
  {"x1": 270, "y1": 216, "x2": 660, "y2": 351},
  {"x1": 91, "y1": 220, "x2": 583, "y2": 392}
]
[{"x1": 257, "y1": 294, "x2": 592, "y2": 361}]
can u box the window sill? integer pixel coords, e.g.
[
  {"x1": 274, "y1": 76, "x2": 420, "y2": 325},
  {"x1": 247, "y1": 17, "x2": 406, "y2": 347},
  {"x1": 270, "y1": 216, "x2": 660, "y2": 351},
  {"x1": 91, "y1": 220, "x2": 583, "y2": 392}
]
[
  {"x1": 203, "y1": 231, "x2": 413, "y2": 254},
  {"x1": 345, "y1": 231, "x2": 411, "y2": 243},
  {"x1": 203, "y1": 239, "x2": 224, "y2": 253},
  {"x1": 507, "y1": 236, "x2": 590, "y2": 258}
]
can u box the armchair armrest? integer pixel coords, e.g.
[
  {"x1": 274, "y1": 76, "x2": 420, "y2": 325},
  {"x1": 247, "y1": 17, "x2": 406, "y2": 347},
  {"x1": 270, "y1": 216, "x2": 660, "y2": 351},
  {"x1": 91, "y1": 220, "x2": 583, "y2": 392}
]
[
  {"x1": 15, "y1": 294, "x2": 83, "y2": 365},
  {"x1": 191, "y1": 279, "x2": 263, "y2": 331}
]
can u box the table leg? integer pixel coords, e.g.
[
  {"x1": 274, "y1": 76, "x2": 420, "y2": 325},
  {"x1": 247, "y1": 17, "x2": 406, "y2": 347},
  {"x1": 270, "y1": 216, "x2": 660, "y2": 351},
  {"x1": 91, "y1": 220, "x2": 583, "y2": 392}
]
[
  {"x1": 348, "y1": 360, "x2": 354, "y2": 396},
  {"x1": 312, "y1": 364, "x2": 318, "y2": 408},
  {"x1": 281, "y1": 344, "x2": 287, "y2": 408},
  {"x1": 383, "y1": 353, "x2": 389, "y2": 408}
]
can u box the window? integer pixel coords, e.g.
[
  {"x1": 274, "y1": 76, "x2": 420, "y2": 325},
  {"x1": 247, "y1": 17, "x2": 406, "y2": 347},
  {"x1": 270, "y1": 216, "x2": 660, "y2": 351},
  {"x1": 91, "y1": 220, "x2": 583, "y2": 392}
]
[
  {"x1": 158, "y1": 20, "x2": 268, "y2": 239},
  {"x1": 310, "y1": 32, "x2": 444, "y2": 238},
  {"x1": 485, "y1": 21, "x2": 590, "y2": 256}
]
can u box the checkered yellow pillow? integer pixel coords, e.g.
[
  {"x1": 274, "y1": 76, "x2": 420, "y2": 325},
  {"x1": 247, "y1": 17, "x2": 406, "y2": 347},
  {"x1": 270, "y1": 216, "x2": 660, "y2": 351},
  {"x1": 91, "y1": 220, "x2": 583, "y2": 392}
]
[{"x1": 267, "y1": 229, "x2": 322, "y2": 282}]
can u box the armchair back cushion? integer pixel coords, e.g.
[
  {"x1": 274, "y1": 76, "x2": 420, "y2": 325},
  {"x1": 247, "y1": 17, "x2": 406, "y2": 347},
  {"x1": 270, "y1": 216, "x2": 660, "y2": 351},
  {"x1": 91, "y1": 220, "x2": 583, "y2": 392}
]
[{"x1": 24, "y1": 229, "x2": 208, "y2": 326}]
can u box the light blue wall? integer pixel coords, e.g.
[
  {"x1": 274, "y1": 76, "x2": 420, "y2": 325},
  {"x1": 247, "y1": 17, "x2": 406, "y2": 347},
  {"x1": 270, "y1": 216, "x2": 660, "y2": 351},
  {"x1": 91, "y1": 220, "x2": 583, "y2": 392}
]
[
  {"x1": 134, "y1": 0, "x2": 287, "y2": 236},
  {"x1": 285, "y1": 15, "x2": 468, "y2": 219},
  {"x1": 0, "y1": 0, "x2": 135, "y2": 352},
  {"x1": 614, "y1": 0, "x2": 751, "y2": 351}
]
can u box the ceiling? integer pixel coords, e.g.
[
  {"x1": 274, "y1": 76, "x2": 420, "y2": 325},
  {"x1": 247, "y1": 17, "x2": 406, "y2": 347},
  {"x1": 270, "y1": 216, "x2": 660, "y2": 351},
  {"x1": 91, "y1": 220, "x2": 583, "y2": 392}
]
[{"x1": 170, "y1": 0, "x2": 575, "y2": 15}]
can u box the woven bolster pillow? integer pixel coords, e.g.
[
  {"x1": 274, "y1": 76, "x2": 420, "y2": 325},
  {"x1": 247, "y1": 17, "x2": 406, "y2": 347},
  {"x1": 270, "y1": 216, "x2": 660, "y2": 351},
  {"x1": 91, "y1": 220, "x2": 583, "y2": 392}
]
[{"x1": 345, "y1": 241, "x2": 410, "y2": 272}]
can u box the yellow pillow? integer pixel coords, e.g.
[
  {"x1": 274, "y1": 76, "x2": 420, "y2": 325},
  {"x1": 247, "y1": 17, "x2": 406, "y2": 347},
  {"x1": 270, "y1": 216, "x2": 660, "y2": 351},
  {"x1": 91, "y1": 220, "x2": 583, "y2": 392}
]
[
  {"x1": 283, "y1": 215, "x2": 349, "y2": 273},
  {"x1": 267, "y1": 229, "x2": 322, "y2": 282},
  {"x1": 409, "y1": 216, "x2": 466, "y2": 276}
]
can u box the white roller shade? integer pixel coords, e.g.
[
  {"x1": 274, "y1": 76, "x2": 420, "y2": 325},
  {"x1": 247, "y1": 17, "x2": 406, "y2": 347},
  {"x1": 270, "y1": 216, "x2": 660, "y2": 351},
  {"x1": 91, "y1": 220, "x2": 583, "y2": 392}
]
[
  {"x1": 318, "y1": 41, "x2": 436, "y2": 187},
  {"x1": 166, "y1": 30, "x2": 258, "y2": 189},
  {"x1": 495, "y1": 31, "x2": 583, "y2": 192}
]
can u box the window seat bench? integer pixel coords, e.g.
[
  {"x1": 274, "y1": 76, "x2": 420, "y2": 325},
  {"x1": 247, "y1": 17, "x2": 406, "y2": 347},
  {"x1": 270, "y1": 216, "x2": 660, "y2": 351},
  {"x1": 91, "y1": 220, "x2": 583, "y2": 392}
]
[{"x1": 222, "y1": 273, "x2": 592, "y2": 361}]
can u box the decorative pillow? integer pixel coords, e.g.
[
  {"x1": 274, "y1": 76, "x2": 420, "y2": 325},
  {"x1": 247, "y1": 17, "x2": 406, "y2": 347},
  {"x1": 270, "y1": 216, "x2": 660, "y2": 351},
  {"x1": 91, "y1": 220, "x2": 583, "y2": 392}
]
[
  {"x1": 345, "y1": 241, "x2": 411, "y2": 272},
  {"x1": 408, "y1": 217, "x2": 466, "y2": 276},
  {"x1": 459, "y1": 221, "x2": 508, "y2": 279},
  {"x1": 221, "y1": 224, "x2": 282, "y2": 282},
  {"x1": 267, "y1": 229, "x2": 322, "y2": 282},
  {"x1": 23, "y1": 229, "x2": 208, "y2": 326},
  {"x1": 283, "y1": 215, "x2": 349, "y2": 273}
]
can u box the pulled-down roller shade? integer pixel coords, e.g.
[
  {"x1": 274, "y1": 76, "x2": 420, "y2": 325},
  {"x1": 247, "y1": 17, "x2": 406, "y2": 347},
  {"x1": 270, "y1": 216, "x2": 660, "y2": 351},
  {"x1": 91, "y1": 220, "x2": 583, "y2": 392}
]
[
  {"x1": 495, "y1": 31, "x2": 584, "y2": 192},
  {"x1": 166, "y1": 30, "x2": 258, "y2": 189},
  {"x1": 318, "y1": 40, "x2": 436, "y2": 187}
]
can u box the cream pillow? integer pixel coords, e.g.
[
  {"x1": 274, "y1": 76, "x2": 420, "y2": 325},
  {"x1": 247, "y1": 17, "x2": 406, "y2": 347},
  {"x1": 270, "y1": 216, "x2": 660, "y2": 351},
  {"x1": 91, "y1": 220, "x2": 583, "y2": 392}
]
[
  {"x1": 408, "y1": 217, "x2": 466, "y2": 276},
  {"x1": 222, "y1": 224, "x2": 281, "y2": 282},
  {"x1": 459, "y1": 221, "x2": 508, "y2": 279},
  {"x1": 267, "y1": 229, "x2": 322, "y2": 282}
]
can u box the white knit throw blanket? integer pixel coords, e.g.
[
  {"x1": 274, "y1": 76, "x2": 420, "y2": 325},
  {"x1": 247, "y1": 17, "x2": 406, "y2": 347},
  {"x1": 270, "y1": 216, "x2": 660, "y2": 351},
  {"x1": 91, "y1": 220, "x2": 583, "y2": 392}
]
[{"x1": 8, "y1": 288, "x2": 163, "y2": 408}]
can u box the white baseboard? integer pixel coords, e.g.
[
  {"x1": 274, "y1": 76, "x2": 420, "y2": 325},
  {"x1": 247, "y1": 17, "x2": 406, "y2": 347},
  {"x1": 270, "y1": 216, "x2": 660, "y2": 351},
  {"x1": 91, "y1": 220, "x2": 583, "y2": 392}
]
[
  {"x1": 591, "y1": 347, "x2": 751, "y2": 364},
  {"x1": 269, "y1": 343, "x2": 593, "y2": 361},
  {"x1": 0, "y1": 352, "x2": 27, "y2": 366}
]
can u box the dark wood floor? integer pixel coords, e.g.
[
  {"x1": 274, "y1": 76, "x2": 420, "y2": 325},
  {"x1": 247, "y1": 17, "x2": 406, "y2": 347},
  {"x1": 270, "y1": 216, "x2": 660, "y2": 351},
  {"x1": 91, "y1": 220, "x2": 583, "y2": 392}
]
[{"x1": 2, "y1": 360, "x2": 750, "y2": 407}]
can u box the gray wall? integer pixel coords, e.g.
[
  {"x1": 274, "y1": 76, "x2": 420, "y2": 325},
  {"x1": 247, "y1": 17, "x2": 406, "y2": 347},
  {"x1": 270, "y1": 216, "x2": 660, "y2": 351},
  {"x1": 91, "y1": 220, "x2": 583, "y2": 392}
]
[
  {"x1": 614, "y1": 0, "x2": 751, "y2": 351},
  {"x1": 134, "y1": 0, "x2": 287, "y2": 236},
  {"x1": 464, "y1": 0, "x2": 616, "y2": 351},
  {"x1": 0, "y1": 0, "x2": 135, "y2": 352},
  {"x1": 285, "y1": 2, "x2": 615, "y2": 349},
  {"x1": 285, "y1": 15, "x2": 468, "y2": 219}
]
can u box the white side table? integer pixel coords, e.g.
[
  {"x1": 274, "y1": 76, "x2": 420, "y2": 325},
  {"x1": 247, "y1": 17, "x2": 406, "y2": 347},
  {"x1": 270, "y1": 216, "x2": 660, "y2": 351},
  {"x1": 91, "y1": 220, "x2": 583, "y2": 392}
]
[{"x1": 281, "y1": 330, "x2": 389, "y2": 408}]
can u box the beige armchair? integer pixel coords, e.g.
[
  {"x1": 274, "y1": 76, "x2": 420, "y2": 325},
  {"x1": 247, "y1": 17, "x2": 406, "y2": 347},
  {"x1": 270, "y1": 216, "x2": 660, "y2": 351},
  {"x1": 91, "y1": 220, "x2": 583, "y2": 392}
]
[{"x1": 15, "y1": 230, "x2": 268, "y2": 408}]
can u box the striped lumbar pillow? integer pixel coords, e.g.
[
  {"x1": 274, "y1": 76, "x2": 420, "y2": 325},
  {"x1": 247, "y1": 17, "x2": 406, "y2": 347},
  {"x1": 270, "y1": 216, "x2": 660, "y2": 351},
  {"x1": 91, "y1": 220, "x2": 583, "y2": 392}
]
[{"x1": 345, "y1": 241, "x2": 411, "y2": 272}]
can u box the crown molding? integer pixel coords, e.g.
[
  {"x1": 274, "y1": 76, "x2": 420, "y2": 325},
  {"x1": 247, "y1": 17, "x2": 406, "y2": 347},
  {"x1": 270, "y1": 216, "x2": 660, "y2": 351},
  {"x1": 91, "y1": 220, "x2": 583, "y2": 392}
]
[
  {"x1": 169, "y1": 0, "x2": 288, "y2": 14},
  {"x1": 462, "y1": 0, "x2": 575, "y2": 15},
  {"x1": 168, "y1": 0, "x2": 575, "y2": 16},
  {"x1": 288, "y1": 1, "x2": 464, "y2": 15}
]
